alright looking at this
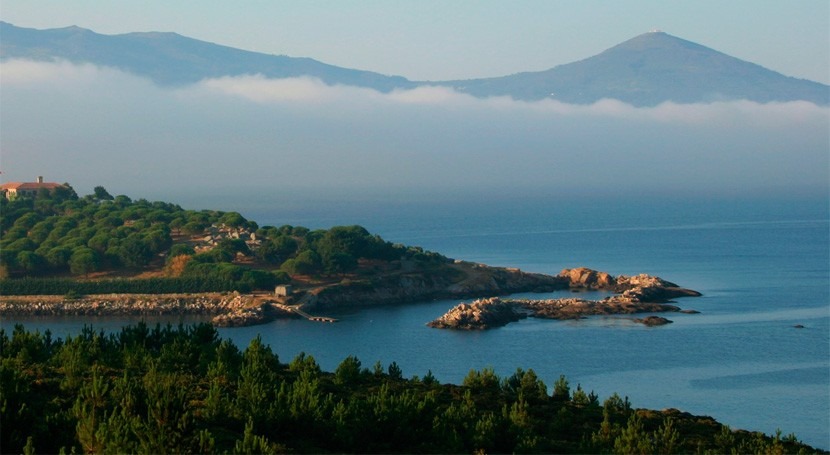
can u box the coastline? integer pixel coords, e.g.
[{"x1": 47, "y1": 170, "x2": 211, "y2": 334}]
[{"x1": 0, "y1": 266, "x2": 701, "y2": 329}]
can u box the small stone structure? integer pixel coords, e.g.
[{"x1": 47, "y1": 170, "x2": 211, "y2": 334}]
[{"x1": 275, "y1": 285, "x2": 293, "y2": 297}]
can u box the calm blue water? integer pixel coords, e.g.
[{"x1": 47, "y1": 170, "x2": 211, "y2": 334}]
[{"x1": 6, "y1": 193, "x2": 829, "y2": 449}]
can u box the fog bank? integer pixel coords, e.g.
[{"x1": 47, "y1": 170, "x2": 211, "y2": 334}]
[{"x1": 1, "y1": 60, "x2": 827, "y2": 205}]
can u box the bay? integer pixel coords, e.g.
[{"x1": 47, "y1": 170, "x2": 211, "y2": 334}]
[{"x1": 5, "y1": 193, "x2": 828, "y2": 449}]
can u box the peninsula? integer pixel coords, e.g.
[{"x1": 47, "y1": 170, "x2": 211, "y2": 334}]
[{"x1": 1, "y1": 184, "x2": 699, "y2": 328}]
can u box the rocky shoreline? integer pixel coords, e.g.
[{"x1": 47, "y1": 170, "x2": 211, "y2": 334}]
[
  {"x1": 0, "y1": 267, "x2": 701, "y2": 329},
  {"x1": 427, "y1": 268, "x2": 702, "y2": 330},
  {"x1": 304, "y1": 261, "x2": 568, "y2": 311}
]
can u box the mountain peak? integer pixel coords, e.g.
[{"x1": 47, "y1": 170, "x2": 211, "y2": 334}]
[
  {"x1": 607, "y1": 30, "x2": 713, "y2": 54},
  {"x1": 59, "y1": 25, "x2": 89, "y2": 32},
  {"x1": 447, "y1": 31, "x2": 828, "y2": 105}
]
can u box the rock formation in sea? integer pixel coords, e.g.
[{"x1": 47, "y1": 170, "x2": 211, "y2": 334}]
[
  {"x1": 634, "y1": 315, "x2": 674, "y2": 326},
  {"x1": 426, "y1": 297, "x2": 526, "y2": 330},
  {"x1": 428, "y1": 269, "x2": 701, "y2": 330}
]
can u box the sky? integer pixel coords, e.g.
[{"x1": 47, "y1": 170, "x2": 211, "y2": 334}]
[{"x1": 0, "y1": 1, "x2": 828, "y2": 206}]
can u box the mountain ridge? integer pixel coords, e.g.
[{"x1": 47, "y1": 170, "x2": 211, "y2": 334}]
[
  {"x1": 1, "y1": 21, "x2": 826, "y2": 106},
  {"x1": 0, "y1": 21, "x2": 415, "y2": 90}
]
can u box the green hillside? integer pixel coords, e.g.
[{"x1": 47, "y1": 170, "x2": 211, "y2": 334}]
[{"x1": 0, "y1": 184, "x2": 445, "y2": 295}]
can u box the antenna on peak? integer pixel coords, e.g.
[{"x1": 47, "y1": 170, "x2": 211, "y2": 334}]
[{"x1": 649, "y1": 28, "x2": 663, "y2": 33}]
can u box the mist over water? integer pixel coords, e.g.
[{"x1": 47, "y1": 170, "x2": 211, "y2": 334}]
[{"x1": 0, "y1": 60, "x2": 827, "y2": 201}]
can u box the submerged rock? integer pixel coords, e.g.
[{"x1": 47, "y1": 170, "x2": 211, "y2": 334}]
[{"x1": 634, "y1": 315, "x2": 674, "y2": 326}]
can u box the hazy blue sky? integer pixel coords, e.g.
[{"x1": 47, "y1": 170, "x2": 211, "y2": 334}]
[
  {"x1": 2, "y1": 0, "x2": 828, "y2": 84},
  {"x1": 0, "y1": 1, "x2": 827, "y2": 204}
]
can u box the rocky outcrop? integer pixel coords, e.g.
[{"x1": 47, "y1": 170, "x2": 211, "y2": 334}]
[
  {"x1": 429, "y1": 296, "x2": 686, "y2": 330},
  {"x1": 615, "y1": 273, "x2": 702, "y2": 302},
  {"x1": 559, "y1": 268, "x2": 702, "y2": 302},
  {"x1": 560, "y1": 267, "x2": 616, "y2": 289},
  {"x1": 426, "y1": 297, "x2": 526, "y2": 330},
  {"x1": 520, "y1": 297, "x2": 680, "y2": 320},
  {"x1": 429, "y1": 270, "x2": 701, "y2": 330}
]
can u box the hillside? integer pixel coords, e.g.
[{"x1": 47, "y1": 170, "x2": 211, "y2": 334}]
[
  {"x1": 0, "y1": 184, "x2": 563, "y2": 305},
  {"x1": 2, "y1": 22, "x2": 827, "y2": 106}
]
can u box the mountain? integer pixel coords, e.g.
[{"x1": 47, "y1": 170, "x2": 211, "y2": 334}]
[
  {"x1": 0, "y1": 21, "x2": 414, "y2": 91},
  {"x1": 1, "y1": 22, "x2": 827, "y2": 106},
  {"x1": 443, "y1": 31, "x2": 829, "y2": 106}
]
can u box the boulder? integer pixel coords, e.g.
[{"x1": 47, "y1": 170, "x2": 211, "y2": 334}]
[{"x1": 559, "y1": 267, "x2": 616, "y2": 289}]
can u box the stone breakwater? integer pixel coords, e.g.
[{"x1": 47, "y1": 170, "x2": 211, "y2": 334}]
[
  {"x1": 428, "y1": 269, "x2": 702, "y2": 330},
  {"x1": 0, "y1": 293, "x2": 248, "y2": 316},
  {"x1": 0, "y1": 293, "x2": 300, "y2": 328}
]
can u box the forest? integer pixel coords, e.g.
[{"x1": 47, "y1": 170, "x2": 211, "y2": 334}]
[
  {"x1": 1, "y1": 322, "x2": 820, "y2": 454},
  {"x1": 0, "y1": 185, "x2": 445, "y2": 295}
]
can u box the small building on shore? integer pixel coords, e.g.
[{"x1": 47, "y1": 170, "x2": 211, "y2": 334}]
[{"x1": 275, "y1": 285, "x2": 293, "y2": 297}]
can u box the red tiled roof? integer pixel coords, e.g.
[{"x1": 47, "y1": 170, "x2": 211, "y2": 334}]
[{"x1": 1, "y1": 181, "x2": 64, "y2": 190}]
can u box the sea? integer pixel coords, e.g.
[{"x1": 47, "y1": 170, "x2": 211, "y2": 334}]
[{"x1": 6, "y1": 191, "x2": 829, "y2": 449}]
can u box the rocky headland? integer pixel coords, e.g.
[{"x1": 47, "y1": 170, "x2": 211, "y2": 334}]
[
  {"x1": 427, "y1": 268, "x2": 701, "y2": 330},
  {"x1": 302, "y1": 260, "x2": 568, "y2": 311},
  {"x1": 1, "y1": 266, "x2": 700, "y2": 329}
]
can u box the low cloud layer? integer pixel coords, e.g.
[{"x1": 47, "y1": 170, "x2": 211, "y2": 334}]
[{"x1": 1, "y1": 60, "x2": 827, "y2": 204}]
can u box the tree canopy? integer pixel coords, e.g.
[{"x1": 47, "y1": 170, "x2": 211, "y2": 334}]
[
  {"x1": 0, "y1": 185, "x2": 448, "y2": 293},
  {"x1": 0, "y1": 323, "x2": 815, "y2": 454}
]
